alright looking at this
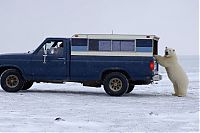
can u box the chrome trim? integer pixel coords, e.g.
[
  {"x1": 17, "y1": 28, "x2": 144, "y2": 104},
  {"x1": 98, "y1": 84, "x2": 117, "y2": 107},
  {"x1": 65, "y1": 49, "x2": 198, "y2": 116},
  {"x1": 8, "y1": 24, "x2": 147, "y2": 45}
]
[{"x1": 153, "y1": 74, "x2": 162, "y2": 81}]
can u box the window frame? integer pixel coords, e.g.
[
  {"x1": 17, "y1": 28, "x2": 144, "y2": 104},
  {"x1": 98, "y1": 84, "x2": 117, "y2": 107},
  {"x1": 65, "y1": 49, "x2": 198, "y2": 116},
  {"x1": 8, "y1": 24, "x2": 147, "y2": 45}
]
[
  {"x1": 71, "y1": 38, "x2": 155, "y2": 53},
  {"x1": 37, "y1": 40, "x2": 64, "y2": 56}
]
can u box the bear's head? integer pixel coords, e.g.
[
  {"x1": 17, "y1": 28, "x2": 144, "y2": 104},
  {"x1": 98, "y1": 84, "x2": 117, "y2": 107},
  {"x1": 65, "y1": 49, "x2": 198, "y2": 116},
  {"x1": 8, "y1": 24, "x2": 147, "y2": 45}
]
[{"x1": 164, "y1": 47, "x2": 176, "y2": 58}]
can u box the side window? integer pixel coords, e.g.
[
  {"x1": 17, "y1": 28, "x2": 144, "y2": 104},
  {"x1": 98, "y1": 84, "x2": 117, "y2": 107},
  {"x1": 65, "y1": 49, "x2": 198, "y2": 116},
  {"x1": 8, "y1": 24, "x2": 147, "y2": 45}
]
[
  {"x1": 111, "y1": 40, "x2": 135, "y2": 51},
  {"x1": 89, "y1": 39, "x2": 99, "y2": 51},
  {"x1": 136, "y1": 39, "x2": 152, "y2": 52},
  {"x1": 54, "y1": 41, "x2": 64, "y2": 56},
  {"x1": 72, "y1": 39, "x2": 136, "y2": 52},
  {"x1": 71, "y1": 39, "x2": 87, "y2": 51},
  {"x1": 120, "y1": 40, "x2": 135, "y2": 51},
  {"x1": 89, "y1": 39, "x2": 112, "y2": 51},
  {"x1": 37, "y1": 41, "x2": 54, "y2": 55},
  {"x1": 99, "y1": 40, "x2": 111, "y2": 51},
  {"x1": 37, "y1": 40, "x2": 64, "y2": 56},
  {"x1": 112, "y1": 41, "x2": 121, "y2": 51}
]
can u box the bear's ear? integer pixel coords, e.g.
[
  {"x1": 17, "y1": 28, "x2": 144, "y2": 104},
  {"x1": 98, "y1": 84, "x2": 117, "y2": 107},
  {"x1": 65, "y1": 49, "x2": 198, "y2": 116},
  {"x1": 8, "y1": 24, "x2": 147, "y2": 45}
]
[{"x1": 165, "y1": 47, "x2": 168, "y2": 49}]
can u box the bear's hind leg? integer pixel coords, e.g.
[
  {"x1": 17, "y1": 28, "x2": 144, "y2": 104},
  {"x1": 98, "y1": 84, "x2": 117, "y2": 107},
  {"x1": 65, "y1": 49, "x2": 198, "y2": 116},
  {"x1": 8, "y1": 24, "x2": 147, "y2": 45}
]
[{"x1": 176, "y1": 83, "x2": 187, "y2": 97}]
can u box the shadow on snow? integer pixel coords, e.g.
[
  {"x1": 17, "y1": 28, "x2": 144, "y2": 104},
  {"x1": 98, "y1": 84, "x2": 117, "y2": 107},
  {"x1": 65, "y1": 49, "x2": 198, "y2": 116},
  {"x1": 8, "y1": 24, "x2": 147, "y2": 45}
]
[{"x1": 0, "y1": 88, "x2": 174, "y2": 98}]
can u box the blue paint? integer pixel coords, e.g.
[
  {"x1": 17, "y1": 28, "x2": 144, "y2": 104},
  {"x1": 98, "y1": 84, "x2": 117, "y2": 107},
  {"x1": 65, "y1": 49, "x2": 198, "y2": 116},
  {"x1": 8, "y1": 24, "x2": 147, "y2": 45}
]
[
  {"x1": 70, "y1": 55, "x2": 154, "y2": 81},
  {"x1": 0, "y1": 37, "x2": 160, "y2": 86}
]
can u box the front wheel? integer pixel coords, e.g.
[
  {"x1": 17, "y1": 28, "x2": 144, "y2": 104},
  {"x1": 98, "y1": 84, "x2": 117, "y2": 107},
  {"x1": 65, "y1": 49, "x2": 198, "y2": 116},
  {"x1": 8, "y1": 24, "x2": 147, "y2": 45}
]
[
  {"x1": 103, "y1": 72, "x2": 129, "y2": 96},
  {"x1": 0, "y1": 69, "x2": 24, "y2": 92}
]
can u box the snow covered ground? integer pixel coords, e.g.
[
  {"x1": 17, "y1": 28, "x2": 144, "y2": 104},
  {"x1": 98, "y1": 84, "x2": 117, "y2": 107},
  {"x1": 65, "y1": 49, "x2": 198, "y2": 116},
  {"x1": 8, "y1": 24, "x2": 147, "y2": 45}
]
[{"x1": 0, "y1": 56, "x2": 199, "y2": 132}]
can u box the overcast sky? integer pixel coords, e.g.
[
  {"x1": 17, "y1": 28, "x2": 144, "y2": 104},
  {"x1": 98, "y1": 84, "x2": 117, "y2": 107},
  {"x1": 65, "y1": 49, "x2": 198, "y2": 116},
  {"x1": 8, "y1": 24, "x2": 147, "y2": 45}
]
[{"x1": 0, "y1": 0, "x2": 198, "y2": 55}]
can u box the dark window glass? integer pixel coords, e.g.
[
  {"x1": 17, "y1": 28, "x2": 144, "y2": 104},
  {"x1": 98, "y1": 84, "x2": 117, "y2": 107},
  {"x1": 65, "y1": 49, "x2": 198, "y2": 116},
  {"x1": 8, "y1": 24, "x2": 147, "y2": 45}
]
[
  {"x1": 71, "y1": 39, "x2": 87, "y2": 51},
  {"x1": 112, "y1": 41, "x2": 121, "y2": 51},
  {"x1": 153, "y1": 40, "x2": 158, "y2": 55},
  {"x1": 121, "y1": 41, "x2": 135, "y2": 51},
  {"x1": 136, "y1": 39, "x2": 152, "y2": 47},
  {"x1": 99, "y1": 40, "x2": 111, "y2": 51},
  {"x1": 72, "y1": 39, "x2": 87, "y2": 46},
  {"x1": 89, "y1": 39, "x2": 99, "y2": 51}
]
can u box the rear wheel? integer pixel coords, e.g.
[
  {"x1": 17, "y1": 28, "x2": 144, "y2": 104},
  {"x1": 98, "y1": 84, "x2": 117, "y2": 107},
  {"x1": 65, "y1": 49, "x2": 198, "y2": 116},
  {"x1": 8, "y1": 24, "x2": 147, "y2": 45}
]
[
  {"x1": 103, "y1": 72, "x2": 129, "y2": 96},
  {"x1": 126, "y1": 84, "x2": 135, "y2": 93},
  {"x1": 0, "y1": 69, "x2": 24, "y2": 92},
  {"x1": 21, "y1": 81, "x2": 33, "y2": 90}
]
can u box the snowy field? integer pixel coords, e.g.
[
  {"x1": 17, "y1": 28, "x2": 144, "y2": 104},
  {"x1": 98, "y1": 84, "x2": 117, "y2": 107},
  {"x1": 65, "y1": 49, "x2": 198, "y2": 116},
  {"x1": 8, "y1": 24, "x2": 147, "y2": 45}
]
[{"x1": 0, "y1": 56, "x2": 199, "y2": 132}]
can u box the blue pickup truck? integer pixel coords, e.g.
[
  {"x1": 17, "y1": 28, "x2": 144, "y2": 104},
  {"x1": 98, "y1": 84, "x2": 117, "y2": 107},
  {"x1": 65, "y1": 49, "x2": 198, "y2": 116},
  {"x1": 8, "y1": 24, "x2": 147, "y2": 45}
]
[{"x1": 0, "y1": 34, "x2": 161, "y2": 96}]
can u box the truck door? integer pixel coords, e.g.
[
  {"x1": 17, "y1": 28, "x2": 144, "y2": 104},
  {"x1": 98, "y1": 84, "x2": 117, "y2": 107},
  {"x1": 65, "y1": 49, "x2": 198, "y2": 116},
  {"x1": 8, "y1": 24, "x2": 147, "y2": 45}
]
[{"x1": 31, "y1": 39, "x2": 68, "y2": 81}]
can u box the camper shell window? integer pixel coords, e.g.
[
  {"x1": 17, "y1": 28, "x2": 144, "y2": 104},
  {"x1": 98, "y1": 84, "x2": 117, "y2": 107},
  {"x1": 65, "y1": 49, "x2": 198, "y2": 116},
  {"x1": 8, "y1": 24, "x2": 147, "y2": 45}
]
[
  {"x1": 136, "y1": 39, "x2": 152, "y2": 52},
  {"x1": 120, "y1": 40, "x2": 135, "y2": 51},
  {"x1": 99, "y1": 40, "x2": 111, "y2": 51},
  {"x1": 72, "y1": 38, "x2": 87, "y2": 51},
  {"x1": 89, "y1": 39, "x2": 99, "y2": 51},
  {"x1": 112, "y1": 41, "x2": 121, "y2": 51},
  {"x1": 72, "y1": 38, "x2": 156, "y2": 53},
  {"x1": 88, "y1": 39, "x2": 135, "y2": 52}
]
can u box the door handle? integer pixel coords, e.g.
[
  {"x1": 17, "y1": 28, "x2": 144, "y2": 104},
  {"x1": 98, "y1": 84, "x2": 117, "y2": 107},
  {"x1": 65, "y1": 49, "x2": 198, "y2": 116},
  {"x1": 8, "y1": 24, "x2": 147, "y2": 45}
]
[{"x1": 57, "y1": 57, "x2": 65, "y2": 60}]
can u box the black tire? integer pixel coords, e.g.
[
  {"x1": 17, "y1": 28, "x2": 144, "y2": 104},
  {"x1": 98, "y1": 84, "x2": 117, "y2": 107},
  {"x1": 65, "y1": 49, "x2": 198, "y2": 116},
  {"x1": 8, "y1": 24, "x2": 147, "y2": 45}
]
[
  {"x1": 103, "y1": 72, "x2": 129, "y2": 96},
  {"x1": 0, "y1": 69, "x2": 24, "y2": 92},
  {"x1": 126, "y1": 84, "x2": 135, "y2": 93},
  {"x1": 21, "y1": 81, "x2": 33, "y2": 90}
]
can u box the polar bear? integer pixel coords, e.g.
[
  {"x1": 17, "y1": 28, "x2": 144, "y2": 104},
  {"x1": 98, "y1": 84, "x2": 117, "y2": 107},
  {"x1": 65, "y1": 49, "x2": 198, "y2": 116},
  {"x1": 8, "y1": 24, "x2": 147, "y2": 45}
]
[{"x1": 154, "y1": 47, "x2": 189, "y2": 97}]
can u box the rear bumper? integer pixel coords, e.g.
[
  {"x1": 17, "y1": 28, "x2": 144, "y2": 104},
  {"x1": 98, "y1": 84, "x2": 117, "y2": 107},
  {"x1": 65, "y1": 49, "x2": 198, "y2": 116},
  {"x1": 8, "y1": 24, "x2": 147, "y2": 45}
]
[{"x1": 153, "y1": 74, "x2": 162, "y2": 81}]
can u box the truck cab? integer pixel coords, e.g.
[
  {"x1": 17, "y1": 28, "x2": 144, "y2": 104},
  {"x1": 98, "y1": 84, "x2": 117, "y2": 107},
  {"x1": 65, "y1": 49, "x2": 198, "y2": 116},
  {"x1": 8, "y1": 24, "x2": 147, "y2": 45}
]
[{"x1": 0, "y1": 34, "x2": 162, "y2": 96}]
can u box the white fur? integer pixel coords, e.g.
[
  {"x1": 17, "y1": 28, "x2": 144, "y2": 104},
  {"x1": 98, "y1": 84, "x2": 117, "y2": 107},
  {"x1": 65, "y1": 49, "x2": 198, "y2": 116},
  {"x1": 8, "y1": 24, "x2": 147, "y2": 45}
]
[{"x1": 154, "y1": 47, "x2": 189, "y2": 97}]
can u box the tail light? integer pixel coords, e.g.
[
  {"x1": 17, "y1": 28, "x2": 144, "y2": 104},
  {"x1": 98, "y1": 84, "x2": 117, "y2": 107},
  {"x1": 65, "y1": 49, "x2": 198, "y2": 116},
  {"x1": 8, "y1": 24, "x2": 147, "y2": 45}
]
[{"x1": 150, "y1": 61, "x2": 154, "y2": 71}]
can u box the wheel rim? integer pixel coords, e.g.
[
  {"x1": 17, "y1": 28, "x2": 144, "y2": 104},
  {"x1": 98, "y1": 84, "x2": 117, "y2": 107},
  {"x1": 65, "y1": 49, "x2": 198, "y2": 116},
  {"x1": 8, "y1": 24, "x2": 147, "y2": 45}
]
[
  {"x1": 109, "y1": 78, "x2": 122, "y2": 92},
  {"x1": 6, "y1": 75, "x2": 19, "y2": 88}
]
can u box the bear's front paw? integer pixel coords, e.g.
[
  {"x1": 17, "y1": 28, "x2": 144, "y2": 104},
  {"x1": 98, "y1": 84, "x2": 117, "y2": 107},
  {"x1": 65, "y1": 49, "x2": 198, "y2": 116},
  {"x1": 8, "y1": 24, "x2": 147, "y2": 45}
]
[
  {"x1": 172, "y1": 93, "x2": 177, "y2": 96},
  {"x1": 154, "y1": 55, "x2": 158, "y2": 58},
  {"x1": 154, "y1": 55, "x2": 160, "y2": 60}
]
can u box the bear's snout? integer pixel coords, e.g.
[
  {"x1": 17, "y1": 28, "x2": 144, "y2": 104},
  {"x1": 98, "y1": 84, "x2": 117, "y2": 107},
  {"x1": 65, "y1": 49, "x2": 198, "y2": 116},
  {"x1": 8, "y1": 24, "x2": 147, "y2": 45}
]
[{"x1": 165, "y1": 51, "x2": 169, "y2": 55}]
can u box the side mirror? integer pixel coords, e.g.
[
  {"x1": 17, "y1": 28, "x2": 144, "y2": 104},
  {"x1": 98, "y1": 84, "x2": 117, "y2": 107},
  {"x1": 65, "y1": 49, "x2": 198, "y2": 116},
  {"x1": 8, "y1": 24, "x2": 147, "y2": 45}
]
[
  {"x1": 43, "y1": 46, "x2": 48, "y2": 64},
  {"x1": 43, "y1": 54, "x2": 47, "y2": 64}
]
